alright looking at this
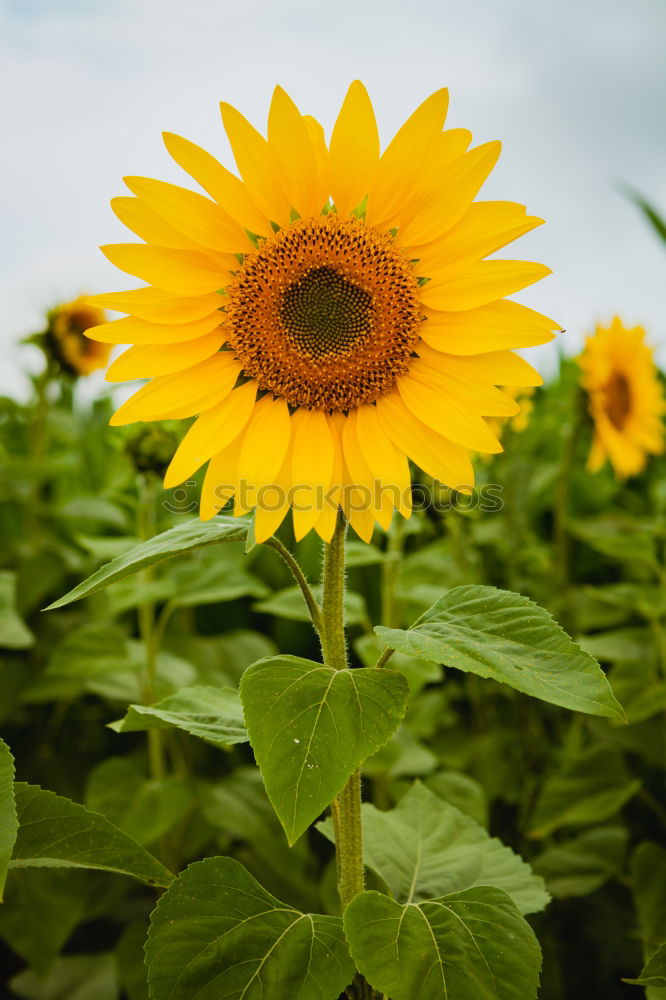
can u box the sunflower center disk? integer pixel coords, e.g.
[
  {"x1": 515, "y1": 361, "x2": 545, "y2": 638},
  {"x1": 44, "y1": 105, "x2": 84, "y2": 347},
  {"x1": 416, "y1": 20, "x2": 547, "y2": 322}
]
[
  {"x1": 225, "y1": 215, "x2": 422, "y2": 411},
  {"x1": 280, "y1": 267, "x2": 374, "y2": 360},
  {"x1": 606, "y1": 370, "x2": 632, "y2": 430}
]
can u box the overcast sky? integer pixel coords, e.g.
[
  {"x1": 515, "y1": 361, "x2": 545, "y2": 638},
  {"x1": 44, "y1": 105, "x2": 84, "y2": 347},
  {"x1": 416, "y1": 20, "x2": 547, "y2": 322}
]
[{"x1": 1, "y1": 0, "x2": 664, "y2": 399}]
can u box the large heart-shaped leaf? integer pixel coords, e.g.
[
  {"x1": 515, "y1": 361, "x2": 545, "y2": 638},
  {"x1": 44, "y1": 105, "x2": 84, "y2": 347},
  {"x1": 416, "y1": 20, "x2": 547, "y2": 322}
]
[
  {"x1": 344, "y1": 886, "x2": 541, "y2": 1000},
  {"x1": 110, "y1": 685, "x2": 247, "y2": 746},
  {"x1": 145, "y1": 856, "x2": 354, "y2": 1000},
  {"x1": 10, "y1": 783, "x2": 173, "y2": 887},
  {"x1": 376, "y1": 585, "x2": 624, "y2": 720},
  {"x1": 240, "y1": 656, "x2": 409, "y2": 844},
  {"x1": 0, "y1": 738, "x2": 17, "y2": 900},
  {"x1": 318, "y1": 782, "x2": 548, "y2": 914},
  {"x1": 45, "y1": 516, "x2": 250, "y2": 609}
]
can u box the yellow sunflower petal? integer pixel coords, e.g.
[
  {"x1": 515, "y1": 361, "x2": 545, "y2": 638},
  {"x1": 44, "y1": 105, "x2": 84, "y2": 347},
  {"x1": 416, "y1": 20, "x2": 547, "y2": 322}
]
[
  {"x1": 417, "y1": 343, "x2": 543, "y2": 387},
  {"x1": 356, "y1": 404, "x2": 411, "y2": 518},
  {"x1": 267, "y1": 87, "x2": 324, "y2": 219},
  {"x1": 420, "y1": 299, "x2": 559, "y2": 354},
  {"x1": 410, "y1": 357, "x2": 520, "y2": 417},
  {"x1": 366, "y1": 88, "x2": 450, "y2": 229},
  {"x1": 86, "y1": 288, "x2": 223, "y2": 325},
  {"x1": 111, "y1": 197, "x2": 200, "y2": 250},
  {"x1": 200, "y1": 440, "x2": 243, "y2": 520},
  {"x1": 342, "y1": 409, "x2": 393, "y2": 531},
  {"x1": 329, "y1": 80, "x2": 379, "y2": 217},
  {"x1": 105, "y1": 329, "x2": 225, "y2": 381},
  {"x1": 111, "y1": 354, "x2": 242, "y2": 427},
  {"x1": 313, "y1": 415, "x2": 344, "y2": 542},
  {"x1": 220, "y1": 102, "x2": 291, "y2": 227},
  {"x1": 303, "y1": 115, "x2": 330, "y2": 213},
  {"x1": 86, "y1": 312, "x2": 224, "y2": 345},
  {"x1": 163, "y1": 381, "x2": 256, "y2": 487},
  {"x1": 289, "y1": 408, "x2": 335, "y2": 541},
  {"x1": 408, "y1": 128, "x2": 473, "y2": 193},
  {"x1": 100, "y1": 244, "x2": 234, "y2": 296},
  {"x1": 397, "y1": 141, "x2": 502, "y2": 247},
  {"x1": 162, "y1": 132, "x2": 271, "y2": 237},
  {"x1": 253, "y1": 442, "x2": 293, "y2": 543},
  {"x1": 421, "y1": 260, "x2": 551, "y2": 312},
  {"x1": 235, "y1": 395, "x2": 291, "y2": 515},
  {"x1": 376, "y1": 391, "x2": 475, "y2": 490},
  {"x1": 397, "y1": 371, "x2": 502, "y2": 453},
  {"x1": 124, "y1": 176, "x2": 251, "y2": 253},
  {"x1": 415, "y1": 202, "x2": 543, "y2": 273}
]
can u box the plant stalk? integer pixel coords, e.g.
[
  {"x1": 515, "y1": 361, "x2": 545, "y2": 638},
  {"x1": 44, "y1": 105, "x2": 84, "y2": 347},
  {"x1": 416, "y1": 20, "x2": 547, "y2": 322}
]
[{"x1": 320, "y1": 512, "x2": 373, "y2": 998}]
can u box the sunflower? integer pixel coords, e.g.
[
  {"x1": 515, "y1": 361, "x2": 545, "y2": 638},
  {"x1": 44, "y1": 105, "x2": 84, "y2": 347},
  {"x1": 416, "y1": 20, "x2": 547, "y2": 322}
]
[
  {"x1": 487, "y1": 385, "x2": 536, "y2": 441},
  {"x1": 577, "y1": 317, "x2": 664, "y2": 478},
  {"x1": 88, "y1": 83, "x2": 557, "y2": 542},
  {"x1": 46, "y1": 297, "x2": 111, "y2": 376}
]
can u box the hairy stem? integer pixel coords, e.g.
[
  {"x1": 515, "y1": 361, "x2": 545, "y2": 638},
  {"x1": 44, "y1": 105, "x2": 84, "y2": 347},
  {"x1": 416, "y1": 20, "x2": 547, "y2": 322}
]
[
  {"x1": 265, "y1": 535, "x2": 323, "y2": 638},
  {"x1": 320, "y1": 512, "x2": 374, "y2": 997}
]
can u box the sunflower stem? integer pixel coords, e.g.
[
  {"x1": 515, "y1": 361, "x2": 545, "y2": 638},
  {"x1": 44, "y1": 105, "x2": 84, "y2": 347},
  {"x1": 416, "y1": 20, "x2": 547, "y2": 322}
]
[
  {"x1": 321, "y1": 512, "x2": 367, "y2": 989},
  {"x1": 265, "y1": 535, "x2": 323, "y2": 638}
]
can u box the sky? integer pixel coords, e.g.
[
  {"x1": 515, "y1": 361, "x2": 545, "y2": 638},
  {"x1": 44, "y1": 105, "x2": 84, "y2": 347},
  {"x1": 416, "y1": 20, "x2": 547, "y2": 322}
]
[{"x1": 1, "y1": 0, "x2": 664, "y2": 399}]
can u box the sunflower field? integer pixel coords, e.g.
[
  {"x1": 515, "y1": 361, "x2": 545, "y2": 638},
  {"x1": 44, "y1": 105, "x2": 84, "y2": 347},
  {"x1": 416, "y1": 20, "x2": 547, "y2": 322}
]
[{"x1": 0, "y1": 84, "x2": 665, "y2": 1000}]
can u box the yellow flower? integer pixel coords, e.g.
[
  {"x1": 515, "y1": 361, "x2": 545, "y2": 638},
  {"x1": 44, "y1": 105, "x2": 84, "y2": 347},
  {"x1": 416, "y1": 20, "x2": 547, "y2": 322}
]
[
  {"x1": 578, "y1": 317, "x2": 664, "y2": 479},
  {"x1": 88, "y1": 83, "x2": 557, "y2": 542},
  {"x1": 487, "y1": 385, "x2": 536, "y2": 441},
  {"x1": 44, "y1": 296, "x2": 111, "y2": 375},
  {"x1": 47, "y1": 297, "x2": 111, "y2": 376}
]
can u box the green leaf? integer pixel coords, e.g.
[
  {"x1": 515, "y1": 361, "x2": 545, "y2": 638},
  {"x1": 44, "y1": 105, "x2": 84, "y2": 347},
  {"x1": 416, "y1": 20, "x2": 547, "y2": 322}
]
[
  {"x1": 0, "y1": 570, "x2": 34, "y2": 649},
  {"x1": 0, "y1": 865, "x2": 127, "y2": 975},
  {"x1": 624, "y1": 943, "x2": 666, "y2": 987},
  {"x1": 45, "y1": 516, "x2": 250, "y2": 610},
  {"x1": 85, "y1": 758, "x2": 192, "y2": 847},
  {"x1": 344, "y1": 886, "x2": 542, "y2": 1000},
  {"x1": 9, "y1": 953, "x2": 119, "y2": 1000},
  {"x1": 376, "y1": 585, "x2": 625, "y2": 720},
  {"x1": 10, "y1": 783, "x2": 173, "y2": 887},
  {"x1": 0, "y1": 737, "x2": 17, "y2": 899},
  {"x1": 631, "y1": 842, "x2": 666, "y2": 957},
  {"x1": 318, "y1": 782, "x2": 547, "y2": 914},
  {"x1": 623, "y1": 185, "x2": 666, "y2": 243},
  {"x1": 529, "y1": 745, "x2": 641, "y2": 838},
  {"x1": 240, "y1": 655, "x2": 409, "y2": 844},
  {"x1": 532, "y1": 825, "x2": 628, "y2": 897},
  {"x1": 568, "y1": 515, "x2": 658, "y2": 568},
  {"x1": 145, "y1": 856, "x2": 354, "y2": 1000},
  {"x1": 110, "y1": 685, "x2": 247, "y2": 746},
  {"x1": 425, "y1": 770, "x2": 488, "y2": 827},
  {"x1": 115, "y1": 923, "x2": 149, "y2": 1000}
]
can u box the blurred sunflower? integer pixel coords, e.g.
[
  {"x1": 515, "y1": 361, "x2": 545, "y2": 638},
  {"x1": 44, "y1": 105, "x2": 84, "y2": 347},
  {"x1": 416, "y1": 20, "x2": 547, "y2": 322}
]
[
  {"x1": 578, "y1": 317, "x2": 664, "y2": 479},
  {"x1": 45, "y1": 297, "x2": 111, "y2": 376},
  {"x1": 88, "y1": 83, "x2": 557, "y2": 542}
]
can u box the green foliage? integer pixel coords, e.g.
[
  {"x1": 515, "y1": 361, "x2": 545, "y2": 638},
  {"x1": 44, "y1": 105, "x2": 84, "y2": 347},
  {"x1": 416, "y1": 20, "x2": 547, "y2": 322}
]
[
  {"x1": 319, "y1": 781, "x2": 548, "y2": 914},
  {"x1": 1, "y1": 354, "x2": 664, "y2": 998},
  {"x1": 240, "y1": 655, "x2": 409, "y2": 843},
  {"x1": 344, "y1": 886, "x2": 542, "y2": 999},
  {"x1": 376, "y1": 585, "x2": 624, "y2": 719},
  {"x1": 0, "y1": 739, "x2": 17, "y2": 899},
  {"x1": 145, "y1": 857, "x2": 355, "y2": 1000},
  {"x1": 45, "y1": 516, "x2": 250, "y2": 609},
  {"x1": 110, "y1": 685, "x2": 247, "y2": 746},
  {"x1": 10, "y1": 783, "x2": 173, "y2": 886}
]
